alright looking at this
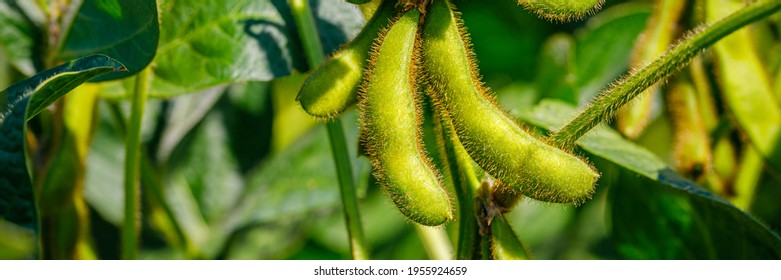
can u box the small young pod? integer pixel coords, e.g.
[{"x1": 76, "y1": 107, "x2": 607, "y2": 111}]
[
  {"x1": 360, "y1": 8, "x2": 453, "y2": 226},
  {"x1": 519, "y1": 0, "x2": 604, "y2": 22},
  {"x1": 297, "y1": 0, "x2": 396, "y2": 119},
  {"x1": 422, "y1": 0, "x2": 598, "y2": 204}
]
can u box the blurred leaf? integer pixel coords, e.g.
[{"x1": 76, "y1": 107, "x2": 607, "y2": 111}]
[
  {"x1": 0, "y1": 55, "x2": 124, "y2": 244},
  {"x1": 150, "y1": 0, "x2": 364, "y2": 97},
  {"x1": 83, "y1": 102, "x2": 126, "y2": 226},
  {"x1": 223, "y1": 219, "x2": 305, "y2": 259},
  {"x1": 575, "y1": 3, "x2": 651, "y2": 104},
  {"x1": 535, "y1": 34, "x2": 578, "y2": 104},
  {"x1": 0, "y1": 218, "x2": 35, "y2": 259},
  {"x1": 229, "y1": 110, "x2": 369, "y2": 230},
  {"x1": 60, "y1": 0, "x2": 159, "y2": 80},
  {"x1": 520, "y1": 99, "x2": 781, "y2": 259},
  {"x1": 308, "y1": 188, "x2": 409, "y2": 256},
  {"x1": 0, "y1": 1, "x2": 37, "y2": 76}
]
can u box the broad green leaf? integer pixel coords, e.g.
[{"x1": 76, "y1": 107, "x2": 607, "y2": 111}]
[
  {"x1": 0, "y1": 1, "x2": 37, "y2": 76},
  {"x1": 0, "y1": 54, "x2": 124, "y2": 250},
  {"x1": 150, "y1": 0, "x2": 364, "y2": 97},
  {"x1": 575, "y1": 3, "x2": 650, "y2": 104},
  {"x1": 60, "y1": 0, "x2": 159, "y2": 81},
  {"x1": 519, "y1": 99, "x2": 781, "y2": 259}
]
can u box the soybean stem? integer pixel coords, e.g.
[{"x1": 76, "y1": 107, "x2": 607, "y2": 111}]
[
  {"x1": 107, "y1": 102, "x2": 194, "y2": 258},
  {"x1": 122, "y1": 67, "x2": 150, "y2": 260},
  {"x1": 414, "y1": 225, "x2": 454, "y2": 260},
  {"x1": 436, "y1": 112, "x2": 481, "y2": 260},
  {"x1": 290, "y1": 0, "x2": 369, "y2": 260},
  {"x1": 550, "y1": 0, "x2": 781, "y2": 148}
]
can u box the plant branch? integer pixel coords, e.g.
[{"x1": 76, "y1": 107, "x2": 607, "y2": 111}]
[
  {"x1": 434, "y1": 110, "x2": 481, "y2": 260},
  {"x1": 290, "y1": 0, "x2": 369, "y2": 260},
  {"x1": 414, "y1": 225, "x2": 454, "y2": 260},
  {"x1": 121, "y1": 67, "x2": 150, "y2": 260},
  {"x1": 107, "y1": 102, "x2": 194, "y2": 258},
  {"x1": 549, "y1": 0, "x2": 781, "y2": 148}
]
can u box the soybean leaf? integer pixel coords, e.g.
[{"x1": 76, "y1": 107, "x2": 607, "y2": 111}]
[
  {"x1": 518, "y1": 99, "x2": 781, "y2": 259},
  {"x1": 0, "y1": 54, "x2": 124, "y2": 246},
  {"x1": 150, "y1": 0, "x2": 363, "y2": 97},
  {"x1": 60, "y1": 0, "x2": 159, "y2": 81},
  {"x1": 0, "y1": 1, "x2": 38, "y2": 76},
  {"x1": 575, "y1": 3, "x2": 650, "y2": 104}
]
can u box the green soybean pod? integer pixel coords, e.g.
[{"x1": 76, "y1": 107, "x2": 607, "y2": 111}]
[
  {"x1": 360, "y1": 8, "x2": 453, "y2": 226},
  {"x1": 297, "y1": 0, "x2": 395, "y2": 119},
  {"x1": 519, "y1": 0, "x2": 604, "y2": 22},
  {"x1": 422, "y1": 0, "x2": 599, "y2": 204}
]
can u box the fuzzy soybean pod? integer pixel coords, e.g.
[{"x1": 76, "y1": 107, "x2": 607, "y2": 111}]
[
  {"x1": 296, "y1": 0, "x2": 395, "y2": 119},
  {"x1": 519, "y1": 0, "x2": 604, "y2": 22},
  {"x1": 359, "y1": 9, "x2": 453, "y2": 226},
  {"x1": 422, "y1": 0, "x2": 599, "y2": 204}
]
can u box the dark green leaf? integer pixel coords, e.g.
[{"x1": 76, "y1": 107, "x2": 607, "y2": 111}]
[
  {"x1": 0, "y1": 54, "x2": 124, "y2": 248},
  {"x1": 150, "y1": 0, "x2": 364, "y2": 97},
  {"x1": 519, "y1": 99, "x2": 781, "y2": 259},
  {"x1": 60, "y1": 0, "x2": 159, "y2": 81}
]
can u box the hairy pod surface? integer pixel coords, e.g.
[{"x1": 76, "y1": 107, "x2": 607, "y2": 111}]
[
  {"x1": 422, "y1": 0, "x2": 598, "y2": 204},
  {"x1": 297, "y1": 0, "x2": 396, "y2": 119},
  {"x1": 359, "y1": 8, "x2": 453, "y2": 226},
  {"x1": 519, "y1": 0, "x2": 604, "y2": 22}
]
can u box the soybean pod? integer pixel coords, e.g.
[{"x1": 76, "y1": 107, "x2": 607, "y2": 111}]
[
  {"x1": 297, "y1": 0, "x2": 396, "y2": 119},
  {"x1": 519, "y1": 0, "x2": 604, "y2": 22},
  {"x1": 360, "y1": 8, "x2": 453, "y2": 226},
  {"x1": 422, "y1": 0, "x2": 598, "y2": 204}
]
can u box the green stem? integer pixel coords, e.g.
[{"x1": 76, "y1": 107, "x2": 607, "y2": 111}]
[
  {"x1": 290, "y1": 0, "x2": 369, "y2": 260},
  {"x1": 414, "y1": 225, "x2": 454, "y2": 260},
  {"x1": 435, "y1": 111, "x2": 481, "y2": 260},
  {"x1": 549, "y1": 0, "x2": 781, "y2": 148},
  {"x1": 121, "y1": 67, "x2": 150, "y2": 259},
  {"x1": 107, "y1": 102, "x2": 193, "y2": 258}
]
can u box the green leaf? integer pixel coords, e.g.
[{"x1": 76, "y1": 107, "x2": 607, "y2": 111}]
[
  {"x1": 150, "y1": 0, "x2": 364, "y2": 97},
  {"x1": 574, "y1": 3, "x2": 650, "y2": 104},
  {"x1": 0, "y1": 54, "x2": 124, "y2": 246},
  {"x1": 0, "y1": 1, "x2": 38, "y2": 76},
  {"x1": 519, "y1": 99, "x2": 781, "y2": 259},
  {"x1": 60, "y1": 0, "x2": 159, "y2": 81}
]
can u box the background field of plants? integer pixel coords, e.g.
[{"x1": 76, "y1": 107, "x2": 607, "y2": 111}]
[{"x1": 1, "y1": 0, "x2": 781, "y2": 259}]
